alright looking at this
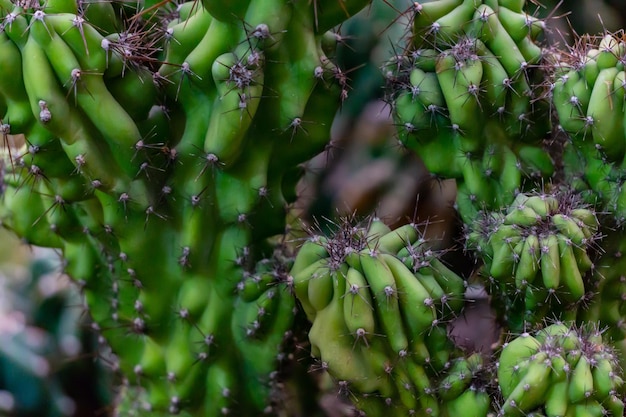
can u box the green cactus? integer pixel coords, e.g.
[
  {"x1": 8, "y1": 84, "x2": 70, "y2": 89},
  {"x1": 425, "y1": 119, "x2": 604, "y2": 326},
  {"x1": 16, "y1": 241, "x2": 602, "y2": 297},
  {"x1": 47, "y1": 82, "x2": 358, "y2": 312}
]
[
  {"x1": 496, "y1": 323, "x2": 624, "y2": 416},
  {"x1": 548, "y1": 32, "x2": 626, "y2": 224},
  {"x1": 291, "y1": 217, "x2": 471, "y2": 415},
  {"x1": 463, "y1": 191, "x2": 602, "y2": 331},
  {"x1": 289, "y1": 0, "x2": 626, "y2": 415},
  {"x1": 382, "y1": 1, "x2": 554, "y2": 223},
  {"x1": 0, "y1": 0, "x2": 370, "y2": 415},
  {"x1": 4, "y1": 0, "x2": 626, "y2": 416}
]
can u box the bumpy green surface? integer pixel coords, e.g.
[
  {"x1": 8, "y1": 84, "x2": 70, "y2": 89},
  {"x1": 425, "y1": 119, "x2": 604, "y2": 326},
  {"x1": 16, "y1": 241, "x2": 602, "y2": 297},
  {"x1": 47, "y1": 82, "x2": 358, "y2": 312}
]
[
  {"x1": 384, "y1": 0, "x2": 552, "y2": 222},
  {"x1": 291, "y1": 218, "x2": 467, "y2": 416},
  {"x1": 4, "y1": 0, "x2": 626, "y2": 416},
  {"x1": 496, "y1": 323, "x2": 625, "y2": 416},
  {"x1": 580, "y1": 234, "x2": 626, "y2": 343},
  {"x1": 465, "y1": 191, "x2": 601, "y2": 331},
  {"x1": 0, "y1": 0, "x2": 369, "y2": 415},
  {"x1": 550, "y1": 33, "x2": 626, "y2": 223}
]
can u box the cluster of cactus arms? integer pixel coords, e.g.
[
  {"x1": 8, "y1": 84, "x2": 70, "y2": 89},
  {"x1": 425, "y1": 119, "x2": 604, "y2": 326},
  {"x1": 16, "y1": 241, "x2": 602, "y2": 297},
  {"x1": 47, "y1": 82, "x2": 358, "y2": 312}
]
[
  {"x1": 384, "y1": 0, "x2": 554, "y2": 225},
  {"x1": 554, "y1": 32, "x2": 626, "y2": 221},
  {"x1": 292, "y1": 218, "x2": 468, "y2": 415},
  {"x1": 496, "y1": 323, "x2": 625, "y2": 417},
  {"x1": 0, "y1": 0, "x2": 370, "y2": 415},
  {"x1": 4, "y1": 0, "x2": 626, "y2": 415},
  {"x1": 294, "y1": 0, "x2": 626, "y2": 416}
]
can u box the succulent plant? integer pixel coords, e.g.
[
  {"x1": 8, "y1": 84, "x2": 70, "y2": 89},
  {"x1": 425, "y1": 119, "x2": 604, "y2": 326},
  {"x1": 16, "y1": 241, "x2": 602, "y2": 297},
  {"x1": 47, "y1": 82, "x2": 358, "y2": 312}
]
[
  {"x1": 2, "y1": 0, "x2": 626, "y2": 416},
  {"x1": 0, "y1": 0, "x2": 369, "y2": 414},
  {"x1": 495, "y1": 322, "x2": 625, "y2": 417}
]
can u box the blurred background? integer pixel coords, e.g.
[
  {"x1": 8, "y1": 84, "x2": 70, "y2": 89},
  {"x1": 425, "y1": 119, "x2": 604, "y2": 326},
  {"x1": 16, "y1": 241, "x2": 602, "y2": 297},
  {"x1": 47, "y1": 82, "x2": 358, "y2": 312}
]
[
  {"x1": 1, "y1": 0, "x2": 625, "y2": 415},
  {"x1": 0, "y1": 229, "x2": 112, "y2": 416}
]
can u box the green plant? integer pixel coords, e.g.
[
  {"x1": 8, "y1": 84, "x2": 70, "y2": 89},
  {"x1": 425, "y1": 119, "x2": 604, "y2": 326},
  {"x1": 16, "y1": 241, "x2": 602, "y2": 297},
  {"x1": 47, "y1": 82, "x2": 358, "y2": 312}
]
[
  {"x1": 2, "y1": 0, "x2": 626, "y2": 416},
  {"x1": 0, "y1": 0, "x2": 366, "y2": 415}
]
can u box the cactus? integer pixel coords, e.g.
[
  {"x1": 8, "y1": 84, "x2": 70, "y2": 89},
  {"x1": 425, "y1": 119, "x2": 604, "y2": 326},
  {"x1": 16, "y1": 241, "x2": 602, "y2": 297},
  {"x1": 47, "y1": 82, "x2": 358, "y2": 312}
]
[
  {"x1": 3, "y1": 0, "x2": 626, "y2": 416},
  {"x1": 291, "y1": 217, "x2": 466, "y2": 415},
  {"x1": 548, "y1": 32, "x2": 626, "y2": 224},
  {"x1": 464, "y1": 191, "x2": 602, "y2": 331},
  {"x1": 0, "y1": 0, "x2": 369, "y2": 415},
  {"x1": 496, "y1": 323, "x2": 625, "y2": 416},
  {"x1": 383, "y1": 0, "x2": 553, "y2": 225},
  {"x1": 290, "y1": 1, "x2": 626, "y2": 415}
]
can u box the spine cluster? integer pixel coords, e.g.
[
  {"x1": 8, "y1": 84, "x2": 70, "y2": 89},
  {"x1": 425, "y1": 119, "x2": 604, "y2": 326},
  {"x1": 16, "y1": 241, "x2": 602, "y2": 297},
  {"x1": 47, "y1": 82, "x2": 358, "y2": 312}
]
[
  {"x1": 466, "y1": 191, "x2": 601, "y2": 329},
  {"x1": 550, "y1": 33, "x2": 626, "y2": 222},
  {"x1": 496, "y1": 323, "x2": 624, "y2": 417}
]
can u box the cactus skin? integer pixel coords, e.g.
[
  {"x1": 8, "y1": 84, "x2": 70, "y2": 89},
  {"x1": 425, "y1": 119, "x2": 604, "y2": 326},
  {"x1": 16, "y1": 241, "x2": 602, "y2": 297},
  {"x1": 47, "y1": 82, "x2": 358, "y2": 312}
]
[
  {"x1": 4, "y1": 0, "x2": 626, "y2": 416},
  {"x1": 496, "y1": 323, "x2": 625, "y2": 417},
  {"x1": 549, "y1": 33, "x2": 626, "y2": 224},
  {"x1": 384, "y1": 0, "x2": 552, "y2": 222},
  {"x1": 580, "y1": 233, "x2": 626, "y2": 343},
  {"x1": 356, "y1": 0, "x2": 626, "y2": 414},
  {"x1": 290, "y1": 217, "x2": 468, "y2": 415},
  {"x1": 464, "y1": 191, "x2": 601, "y2": 331},
  {"x1": 0, "y1": 0, "x2": 370, "y2": 415}
]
